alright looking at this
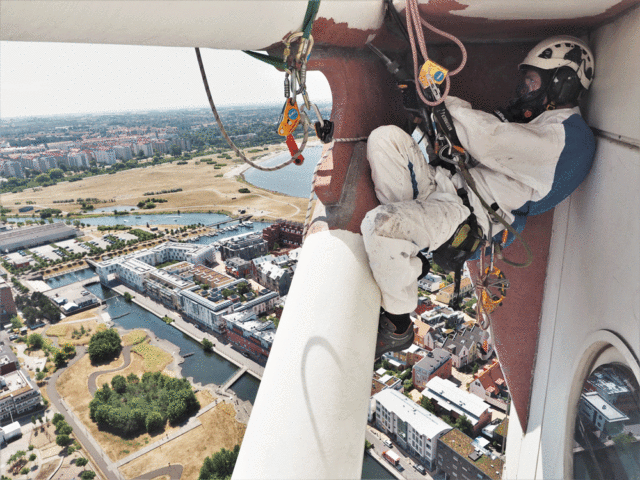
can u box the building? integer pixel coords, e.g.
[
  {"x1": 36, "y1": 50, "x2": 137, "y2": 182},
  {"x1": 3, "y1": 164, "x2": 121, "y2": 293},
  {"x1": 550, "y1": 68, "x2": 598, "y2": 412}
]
[
  {"x1": 191, "y1": 264, "x2": 235, "y2": 289},
  {"x1": 0, "y1": 280, "x2": 17, "y2": 323},
  {"x1": 1, "y1": 160, "x2": 24, "y2": 178},
  {"x1": 255, "y1": 261, "x2": 292, "y2": 295},
  {"x1": 371, "y1": 368, "x2": 403, "y2": 396},
  {"x1": 180, "y1": 286, "x2": 233, "y2": 333},
  {"x1": 469, "y1": 360, "x2": 509, "y2": 410},
  {"x1": 0, "y1": 421, "x2": 22, "y2": 443},
  {"x1": 418, "y1": 273, "x2": 444, "y2": 293},
  {"x1": 382, "y1": 342, "x2": 424, "y2": 370},
  {"x1": 578, "y1": 391, "x2": 629, "y2": 436},
  {"x1": 262, "y1": 219, "x2": 303, "y2": 250},
  {"x1": 220, "y1": 233, "x2": 268, "y2": 261},
  {"x1": 144, "y1": 268, "x2": 195, "y2": 309},
  {"x1": 0, "y1": 222, "x2": 79, "y2": 253},
  {"x1": 225, "y1": 257, "x2": 252, "y2": 278},
  {"x1": 373, "y1": 388, "x2": 452, "y2": 471},
  {"x1": 0, "y1": 342, "x2": 41, "y2": 423},
  {"x1": 223, "y1": 311, "x2": 276, "y2": 358},
  {"x1": 413, "y1": 348, "x2": 452, "y2": 391},
  {"x1": 436, "y1": 429, "x2": 504, "y2": 480},
  {"x1": 435, "y1": 277, "x2": 474, "y2": 305},
  {"x1": 113, "y1": 145, "x2": 133, "y2": 161},
  {"x1": 441, "y1": 326, "x2": 492, "y2": 369},
  {"x1": 95, "y1": 242, "x2": 216, "y2": 285},
  {"x1": 422, "y1": 377, "x2": 492, "y2": 435}
]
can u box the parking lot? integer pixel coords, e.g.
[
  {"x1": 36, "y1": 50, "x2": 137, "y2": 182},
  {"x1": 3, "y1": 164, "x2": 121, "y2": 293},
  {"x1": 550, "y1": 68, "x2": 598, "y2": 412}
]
[
  {"x1": 30, "y1": 245, "x2": 62, "y2": 262},
  {"x1": 57, "y1": 239, "x2": 91, "y2": 254}
]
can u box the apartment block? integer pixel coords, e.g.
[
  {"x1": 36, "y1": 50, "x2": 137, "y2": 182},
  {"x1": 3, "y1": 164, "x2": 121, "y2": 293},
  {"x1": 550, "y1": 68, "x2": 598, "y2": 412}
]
[{"x1": 373, "y1": 388, "x2": 452, "y2": 471}]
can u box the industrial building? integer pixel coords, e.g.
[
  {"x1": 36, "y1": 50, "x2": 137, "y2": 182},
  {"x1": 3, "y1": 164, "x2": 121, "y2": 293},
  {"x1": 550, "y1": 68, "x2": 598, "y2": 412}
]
[{"x1": 0, "y1": 222, "x2": 79, "y2": 253}]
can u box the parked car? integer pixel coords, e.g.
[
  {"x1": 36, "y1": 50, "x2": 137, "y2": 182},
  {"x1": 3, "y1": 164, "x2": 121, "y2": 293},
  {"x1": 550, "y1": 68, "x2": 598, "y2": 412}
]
[
  {"x1": 395, "y1": 464, "x2": 404, "y2": 472},
  {"x1": 383, "y1": 439, "x2": 393, "y2": 448},
  {"x1": 413, "y1": 464, "x2": 426, "y2": 474}
]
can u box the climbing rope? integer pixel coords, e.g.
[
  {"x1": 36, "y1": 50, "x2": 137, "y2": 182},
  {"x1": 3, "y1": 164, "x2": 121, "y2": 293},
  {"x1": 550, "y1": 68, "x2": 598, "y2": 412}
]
[
  {"x1": 195, "y1": 48, "x2": 309, "y2": 171},
  {"x1": 405, "y1": 0, "x2": 467, "y2": 106}
]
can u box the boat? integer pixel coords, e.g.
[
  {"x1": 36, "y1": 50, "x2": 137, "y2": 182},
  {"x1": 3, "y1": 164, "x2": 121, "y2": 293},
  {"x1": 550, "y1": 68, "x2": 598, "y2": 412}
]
[
  {"x1": 3, "y1": 2, "x2": 637, "y2": 479},
  {"x1": 136, "y1": 216, "x2": 141, "y2": 219}
]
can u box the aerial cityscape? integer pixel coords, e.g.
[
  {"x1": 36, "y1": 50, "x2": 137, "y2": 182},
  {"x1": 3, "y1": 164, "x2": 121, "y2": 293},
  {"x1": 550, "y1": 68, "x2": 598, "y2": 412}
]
[{"x1": 0, "y1": 104, "x2": 511, "y2": 480}]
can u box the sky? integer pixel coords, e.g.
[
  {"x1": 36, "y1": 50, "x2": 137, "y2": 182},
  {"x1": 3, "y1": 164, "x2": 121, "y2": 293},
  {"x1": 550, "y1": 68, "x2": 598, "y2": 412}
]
[{"x1": 0, "y1": 41, "x2": 333, "y2": 119}]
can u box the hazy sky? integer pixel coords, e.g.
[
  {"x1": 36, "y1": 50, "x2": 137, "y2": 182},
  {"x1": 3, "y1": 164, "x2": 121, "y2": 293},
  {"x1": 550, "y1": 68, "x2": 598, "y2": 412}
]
[{"x1": 0, "y1": 41, "x2": 333, "y2": 119}]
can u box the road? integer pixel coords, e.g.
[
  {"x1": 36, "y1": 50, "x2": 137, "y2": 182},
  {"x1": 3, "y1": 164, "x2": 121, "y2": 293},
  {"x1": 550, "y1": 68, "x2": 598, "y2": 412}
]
[
  {"x1": 365, "y1": 425, "x2": 446, "y2": 480},
  {"x1": 47, "y1": 346, "x2": 126, "y2": 480},
  {"x1": 87, "y1": 345, "x2": 132, "y2": 395}
]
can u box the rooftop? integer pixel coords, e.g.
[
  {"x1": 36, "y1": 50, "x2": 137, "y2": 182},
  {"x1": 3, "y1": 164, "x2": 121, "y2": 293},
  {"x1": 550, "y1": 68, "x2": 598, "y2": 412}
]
[
  {"x1": 439, "y1": 429, "x2": 504, "y2": 480},
  {"x1": 374, "y1": 388, "x2": 452, "y2": 439},
  {"x1": 581, "y1": 391, "x2": 629, "y2": 423},
  {"x1": 423, "y1": 377, "x2": 490, "y2": 423}
]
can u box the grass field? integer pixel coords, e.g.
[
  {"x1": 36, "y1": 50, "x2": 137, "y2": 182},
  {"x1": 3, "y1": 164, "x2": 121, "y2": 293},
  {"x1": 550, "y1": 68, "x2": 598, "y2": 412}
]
[
  {"x1": 132, "y1": 340, "x2": 173, "y2": 372},
  {"x1": 122, "y1": 329, "x2": 147, "y2": 346},
  {"x1": 4, "y1": 146, "x2": 312, "y2": 223}
]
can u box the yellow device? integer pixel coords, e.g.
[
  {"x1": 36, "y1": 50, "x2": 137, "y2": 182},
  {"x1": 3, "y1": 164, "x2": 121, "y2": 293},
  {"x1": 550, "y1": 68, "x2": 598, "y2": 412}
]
[{"x1": 418, "y1": 60, "x2": 448, "y2": 88}]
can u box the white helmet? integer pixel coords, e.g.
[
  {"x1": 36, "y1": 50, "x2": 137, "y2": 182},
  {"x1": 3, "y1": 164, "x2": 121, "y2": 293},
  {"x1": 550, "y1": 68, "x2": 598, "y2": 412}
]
[{"x1": 520, "y1": 35, "x2": 594, "y2": 90}]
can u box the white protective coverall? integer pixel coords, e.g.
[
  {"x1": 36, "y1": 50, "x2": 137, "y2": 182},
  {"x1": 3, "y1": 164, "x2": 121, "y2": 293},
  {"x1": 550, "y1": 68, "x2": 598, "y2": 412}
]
[{"x1": 362, "y1": 96, "x2": 586, "y2": 315}]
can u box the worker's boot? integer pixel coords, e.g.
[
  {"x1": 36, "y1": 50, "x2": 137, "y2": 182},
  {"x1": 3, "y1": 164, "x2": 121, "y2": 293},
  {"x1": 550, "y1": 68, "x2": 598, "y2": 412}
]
[{"x1": 375, "y1": 311, "x2": 414, "y2": 359}]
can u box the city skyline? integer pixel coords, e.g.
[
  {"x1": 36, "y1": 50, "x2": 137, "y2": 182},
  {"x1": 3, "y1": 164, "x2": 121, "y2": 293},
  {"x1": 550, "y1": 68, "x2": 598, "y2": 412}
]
[{"x1": 0, "y1": 41, "x2": 333, "y2": 120}]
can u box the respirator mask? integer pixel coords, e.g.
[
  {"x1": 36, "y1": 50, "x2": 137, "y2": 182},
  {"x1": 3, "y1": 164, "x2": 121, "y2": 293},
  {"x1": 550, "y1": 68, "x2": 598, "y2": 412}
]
[{"x1": 494, "y1": 67, "x2": 551, "y2": 123}]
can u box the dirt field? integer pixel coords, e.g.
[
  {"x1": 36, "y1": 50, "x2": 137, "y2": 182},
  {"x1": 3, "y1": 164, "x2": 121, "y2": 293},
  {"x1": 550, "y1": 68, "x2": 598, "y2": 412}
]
[
  {"x1": 4, "y1": 147, "x2": 311, "y2": 223},
  {"x1": 119, "y1": 402, "x2": 246, "y2": 480},
  {"x1": 46, "y1": 320, "x2": 105, "y2": 346}
]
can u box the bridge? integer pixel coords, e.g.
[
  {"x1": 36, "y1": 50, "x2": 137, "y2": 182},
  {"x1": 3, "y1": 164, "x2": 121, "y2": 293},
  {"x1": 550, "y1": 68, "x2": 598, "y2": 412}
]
[{"x1": 205, "y1": 215, "x2": 253, "y2": 228}]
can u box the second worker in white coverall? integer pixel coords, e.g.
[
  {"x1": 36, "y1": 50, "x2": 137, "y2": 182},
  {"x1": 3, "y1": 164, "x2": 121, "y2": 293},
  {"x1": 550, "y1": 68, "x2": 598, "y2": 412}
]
[{"x1": 363, "y1": 35, "x2": 597, "y2": 358}]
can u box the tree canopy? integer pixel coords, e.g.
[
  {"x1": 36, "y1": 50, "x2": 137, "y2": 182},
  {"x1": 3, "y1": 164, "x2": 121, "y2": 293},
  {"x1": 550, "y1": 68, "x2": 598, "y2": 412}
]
[
  {"x1": 198, "y1": 445, "x2": 240, "y2": 480},
  {"x1": 88, "y1": 329, "x2": 122, "y2": 364},
  {"x1": 89, "y1": 371, "x2": 200, "y2": 436}
]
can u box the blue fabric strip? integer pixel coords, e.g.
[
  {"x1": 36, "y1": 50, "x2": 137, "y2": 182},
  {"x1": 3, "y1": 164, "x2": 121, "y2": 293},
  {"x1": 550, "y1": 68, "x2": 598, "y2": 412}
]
[{"x1": 408, "y1": 161, "x2": 419, "y2": 200}]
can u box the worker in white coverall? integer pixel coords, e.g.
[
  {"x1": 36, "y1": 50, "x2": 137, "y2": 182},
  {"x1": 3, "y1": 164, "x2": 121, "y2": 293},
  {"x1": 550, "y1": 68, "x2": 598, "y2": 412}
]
[{"x1": 364, "y1": 36, "x2": 597, "y2": 358}]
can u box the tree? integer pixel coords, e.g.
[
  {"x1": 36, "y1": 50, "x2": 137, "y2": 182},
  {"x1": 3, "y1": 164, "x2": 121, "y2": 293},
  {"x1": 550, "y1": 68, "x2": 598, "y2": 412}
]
[
  {"x1": 145, "y1": 411, "x2": 165, "y2": 433},
  {"x1": 49, "y1": 168, "x2": 64, "y2": 179},
  {"x1": 52, "y1": 413, "x2": 65, "y2": 425},
  {"x1": 421, "y1": 396, "x2": 436, "y2": 413},
  {"x1": 35, "y1": 173, "x2": 51, "y2": 184},
  {"x1": 123, "y1": 291, "x2": 133, "y2": 302},
  {"x1": 202, "y1": 338, "x2": 213, "y2": 352},
  {"x1": 111, "y1": 375, "x2": 127, "y2": 394},
  {"x1": 170, "y1": 144, "x2": 182, "y2": 157},
  {"x1": 198, "y1": 445, "x2": 240, "y2": 480},
  {"x1": 127, "y1": 373, "x2": 139, "y2": 384},
  {"x1": 236, "y1": 282, "x2": 251, "y2": 295},
  {"x1": 56, "y1": 434, "x2": 72, "y2": 447},
  {"x1": 88, "y1": 329, "x2": 122, "y2": 363},
  {"x1": 54, "y1": 351, "x2": 67, "y2": 368},
  {"x1": 26, "y1": 333, "x2": 44, "y2": 350},
  {"x1": 80, "y1": 471, "x2": 96, "y2": 480},
  {"x1": 455, "y1": 415, "x2": 474, "y2": 437},
  {"x1": 36, "y1": 371, "x2": 46, "y2": 381},
  {"x1": 76, "y1": 457, "x2": 89, "y2": 468},
  {"x1": 57, "y1": 422, "x2": 73, "y2": 436}
]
